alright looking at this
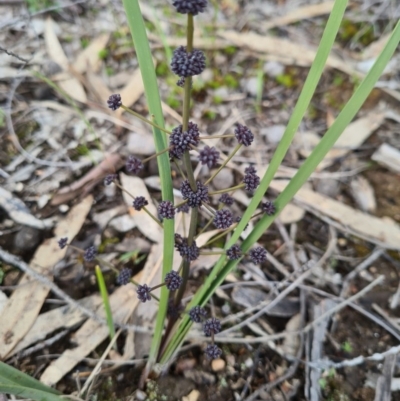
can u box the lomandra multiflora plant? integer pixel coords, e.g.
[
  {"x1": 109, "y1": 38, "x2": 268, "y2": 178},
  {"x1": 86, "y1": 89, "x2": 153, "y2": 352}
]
[{"x1": 54, "y1": 0, "x2": 400, "y2": 385}]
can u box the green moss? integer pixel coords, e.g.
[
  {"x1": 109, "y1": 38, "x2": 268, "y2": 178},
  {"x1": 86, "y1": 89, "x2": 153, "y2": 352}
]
[
  {"x1": 213, "y1": 95, "x2": 223, "y2": 104},
  {"x1": 98, "y1": 48, "x2": 109, "y2": 60},
  {"x1": 204, "y1": 110, "x2": 217, "y2": 120},
  {"x1": 105, "y1": 66, "x2": 114, "y2": 76},
  {"x1": 156, "y1": 62, "x2": 169, "y2": 77},
  {"x1": 224, "y1": 46, "x2": 237, "y2": 55},
  {"x1": 276, "y1": 73, "x2": 295, "y2": 88},
  {"x1": 166, "y1": 95, "x2": 180, "y2": 109},
  {"x1": 224, "y1": 73, "x2": 239, "y2": 89},
  {"x1": 80, "y1": 37, "x2": 90, "y2": 49}
]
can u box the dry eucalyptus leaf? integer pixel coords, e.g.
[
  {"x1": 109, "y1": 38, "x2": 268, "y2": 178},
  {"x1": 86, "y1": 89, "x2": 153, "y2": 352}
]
[
  {"x1": 350, "y1": 176, "x2": 377, "y2": 213},
  {"x1": 371, "y1": 143, "x2": 400, "y2": 173}
]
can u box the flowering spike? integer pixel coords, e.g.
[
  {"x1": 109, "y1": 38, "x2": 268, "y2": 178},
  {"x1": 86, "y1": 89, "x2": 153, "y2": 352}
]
[
  {"x1": 165, "y1": 271, "x2": 183, "y2": 291},
  {"x1": 213, "y1": 209, "x2": 233, "y2": 229},
  {"x1": 171, "y1": 46, "x2": 206, "y2": 78},
  {"x1": 203, "y1": 317, "x2": 221, "y2": 336},
  {"x1": 243, "y1": 165, "x2": 260, "y2": 192},
  {"x1": 226, "y1": 244, "x2": 242, "y2": 260},
  {"x1": 126, "y1": 155, "x2": 144, "y2": 174},
  {"x1": 172, "y1": 0, "x2": 208, "y2": 15},
  {"x1": 158, "y1": 200, "x2": 175, "y2": 219},
  {"x1": 219, "y1": 193, "x2": 234, "y2": 206},
  {"x1": 180, "y1": 180, "x2": 209, "y2": 208},
  {"x1": 104, "y1": 174, "x2": 117, "y2": 186},
  {"x1": 58, "y1": 237, "x2": 68, "y2": 249},
  {"x1": 205, "y1": 344, "x2": 222, "y2": 360},
  {"x1": 199, "y1": 146, "x2": 220, "y2": 168},
  {"x1": 169, "y1": 122, "x2": 200, "y2": 160},
  {"x1": 249, "y1": 246, "x2": 267, "y2": 264},
  {"x1": 117, "y1": 268, "x2": 132, "y2": 285},
  {"x1": 235, "y1": 123, "x2": 254, "y2": 147},
  {"x1": 137, "y1": 284, "x2": 152, "y2": 303},
  {"x1": 83, "y1": 246, "x2": 97, "y2": 262},
  {"x1": 261, "y1": 200, "x2": 276, "y2": 216},
  {"x1": 107, "y1": 94, "x2": 122, "y2": 111},
  {"x1": 188, "y1": 306, "x2": 207, "y2": 323},
  {"x1": 133, "y1": 196, "x2": 148, "y2": 211}
]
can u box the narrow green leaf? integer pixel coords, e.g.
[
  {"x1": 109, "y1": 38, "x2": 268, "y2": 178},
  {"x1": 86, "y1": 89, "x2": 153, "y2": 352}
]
[
  {"x1": 120, "y1": 0, "x2": 175, "y2": 368},
  {"x1": 95, "y1": 265, "x2": 115, "y2": 342},
  {"x1": 0, "y1": 362, "x2": 61, "y2": 399},
  {"x1": 0, "y1": 383, "x2": 64, "y2": 401}
]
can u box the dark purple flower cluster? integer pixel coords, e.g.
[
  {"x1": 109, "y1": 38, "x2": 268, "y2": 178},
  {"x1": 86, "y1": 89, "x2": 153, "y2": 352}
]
[
  {"x1": 176, "y1": 203, "x2": 190, "y2": 213},
  {"x1": 104, "y1": 174, "x2": 117, "y2": 186},
  {"x1": 137, "y1": 284, "x2": 152, "y2": 303},
  {"x1": 133, "y1": 196, "x2": 148, "y2": 211},
  {"x1": 58, "y1": 237, "x2": 68, "y2": 250},
  {"x1": 235, "y1": 123, "x2": 254, "y2": 147},
  {"x1": 158, "y1": 200, "x2": 175, "y2": 219},
  {"x1": 226, "y1": 244, "x2": 242, "y2": 260},
  {"x1": 171, "y1": 46, "x2": 206, "y2": 78},
  {"x1": 117, "y1": 268, "x2": 132, "y2": 285},
  {"x1": 261, "y1": 200, "x2": 276, "y2": 216},
  {"x1": 83, "y1": 246, "x2": 97, "y2": 262},
  {"x1": 249, "y1": 246, "x2": 267, "y2": 264},
  {"x1": 213, "y1": 209, "x2": 233, "y2": 229},
  {"x1": 165, "y1": 271, "x2": 183, "y2": 291},
  {"x1": 203, "y1": 317, "x2": 221, "y2": 336},
  {"x1": 126, "y1": 155, "x2": 144, "y2": 175},
  {"x1": 172, "y1": 0, "x2": 208, "y2": 15},
  {"x1": 205, "y1": 344, "x2": 222, "y2": 360},
  {"x1": 169, "y1": 122, "x2": 200, "y2": 159},
  {"x1": 180, "y1": 180, "x2": 209, "y2": 208},
  {"x1": 198, "y1": 146, "x2": 219, "y2": 168},
  {"x1": 107, "y1": 94, "x2": 122, "y2": 111},
  {"x1": 243, "y1": 165, "x2": 260, "y2": 192},
  {"x1": 188, "y1": 306, "x2": 208, "y2": 323},
  {"x1": 174, "y1": 234, "x2": 200, "y2": 261},
  {"x1": 219, "y1": 193, "x2": 234, "y2": 206}
]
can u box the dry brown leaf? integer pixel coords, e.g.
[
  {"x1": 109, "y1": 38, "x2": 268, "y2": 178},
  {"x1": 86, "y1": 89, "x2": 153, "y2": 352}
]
[
  {"x1": 350, "y1": 176, "x2": 377, "y2": 213},
  {"x1": 10, "y1": 294, "x2": 101, "y2": 356},
  {"x1": 263, "y1": 1, "x2": 335, "y2": 31},
  {"x1": 44, "y1": 17, "x2": 87, "y2": 103},
  {"x1": 0, "y1": 196, "x2": 93, "y2": 359},
  {"x1": 318, "y1": 111, "x2": 385, "y2": 170},
  {"x1": 279, "y1": 203, "x2": 305, "y2": 224},
  {"x1": 119, "y1": 173, "x2": 162, "y2": 243},
  {"x1": 74, "y1": 33, "x2": 110, "y2": 73},
  {"x1": 218, "y1": 30, "x2": 358, "y2": 76},
  {"x1": 270, "y1": 180, "x2": 400, "y2": 250},
  {"x1": 371, "y1": 143, "x2": 400, "y2": 173},
  {"x1": 39, "y1": 285, "x2": 137, "y2": 386},
  {"x1": 86, "y1": 71, "x2": 111, "y2": 103}
]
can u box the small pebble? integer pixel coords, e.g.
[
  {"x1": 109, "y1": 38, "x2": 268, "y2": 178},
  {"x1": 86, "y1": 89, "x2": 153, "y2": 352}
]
[
  {"x1": 211, "y1": 358, "x2": 226, "y2": 372},
  {"x1": 59, "y1": 204, "x2": 69, "y2": 213}
]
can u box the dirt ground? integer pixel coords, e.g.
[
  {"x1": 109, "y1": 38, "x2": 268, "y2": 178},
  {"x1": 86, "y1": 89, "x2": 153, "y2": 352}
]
[{"x1": 1, "y1": 0, "x2": 400, "y2": 400}]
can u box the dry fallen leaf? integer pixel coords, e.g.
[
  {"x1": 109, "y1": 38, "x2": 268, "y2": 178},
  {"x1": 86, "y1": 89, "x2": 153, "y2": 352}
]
[
  {"x1": 350, "y1": 176, "x2": 377, "y2": 213},
  {"x1": 74, "y1": 33, "x2": 110, "y2": 74},
  {"x1": 371, "y1": 143, "x2": 400, "y2": 173},
  {"x1": 0, "y1": 196, "x2": 93, "y2": 359},
  {"x1": 119, "y1": 173, "x2": 163, "y2": 243},
  {"x1": 45, "y1": 17, "x2": 87, "y2": 103},
  {"x1": 271, "y1": 180, "x2": 400, "y2": 250}
]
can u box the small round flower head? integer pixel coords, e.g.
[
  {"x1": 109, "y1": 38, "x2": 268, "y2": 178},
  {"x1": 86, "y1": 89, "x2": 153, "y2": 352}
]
[
  {"x1": 176, "y1": 203, "x2": 190, "y2": 213},
  {"x1": 174, "y1": 234, "x2": 200, "y2": 261},
  {"x1": 261, "y1": 200, "x2": 276, "y2": 216},
  {"x1": 137, "y1": 284, "x2": 152, "y2": 303},
  {"x1": 235, "y1": 123, "x2": 254, "y2": 147},
  {"x1": 189, "y1": 306, "x2": 208, "y2": 323},
  {"x1": 167, "y1": 299, "x2": 183, "y2": 319},
  {"x1": 169, "y1": 122, "x2": 200, "y2": 159},
  {"x1": 58, "y1": 237, "x2": 68, "y2": 249},
  {"x1": 219, "y1": 193, "x2": 234, "y2": 206},
  {"x1": 165, "y1": 271, "x2": 183, "y2": 291},
  {"x1": 177, "y1": 77, "x2": 186, "y2": 87},
  {"x1": 104, "y1": 174, "x2": 117, "y2": 186},
  {"x1": 226, "y1": 244, "x2": 242, "y2": 261},
  {"x1": 107, "y1": 94, "x2": 122, "y2": 111},
  {"x1": 117, "y1": 268, "x2": 132, "y2": 285},
  {"x1": 83, "y1": 246, "x2": 97, "y2": 262},
  {"x1": 205, "y1": 344, "x2": 222, "y2": 360},
  {"x1": 203, "y1": 317, "x2": 221, "y2": 336},
  {"x1": 180, "y1": 180, "x2": 209, "y2": 208},
  {"x1": 126, "y1": 155, "x2": 144, "y2": 174},
  {"x1": 133, "y1": 196, "x2": 148, "y2": 211},
  {"x1": 158, "y1": 200, "x2": 175, "y2": 219},
  {"x1": 171, "y1": 46, "x2": 206, "y2": 78},
  {"x1": 199, "y1": 146, "x2": 220, "y2": 168},
  {"x1": 213, "y1": 209, "x2": 233, "y2": 230},
  {"x1": 243, "y1": 165, "x2": 260, "y2": 192},
  {"x1": 249, "y1": 246, "x2": 267, "y2": 264},
  {"x1": 172, "y1": 0, "x2": 208, "y2": 15}
]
